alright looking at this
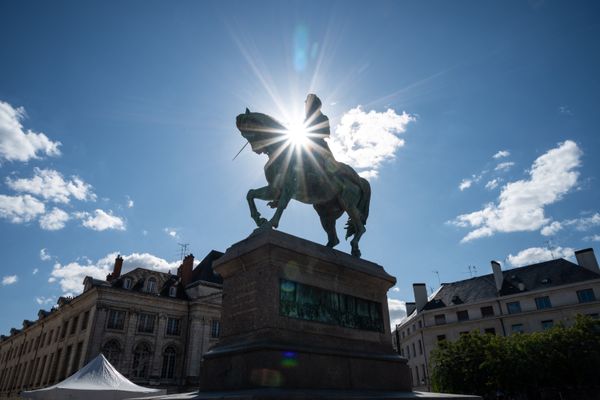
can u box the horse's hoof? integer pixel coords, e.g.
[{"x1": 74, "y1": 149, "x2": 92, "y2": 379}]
[
  {"x1": 326, "y1": 238, "x2": 340, "y2": 248},
  {"x1": 351, "y1": 248, "x2": 361, "y2": 257},
  {"x1": 256, "y1": 217, "x2": 268, "y2": 226}
]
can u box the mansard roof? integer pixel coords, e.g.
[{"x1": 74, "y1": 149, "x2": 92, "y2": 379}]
[{"x1": 425, "y1": 258, "x2": 600, "y2": 309}]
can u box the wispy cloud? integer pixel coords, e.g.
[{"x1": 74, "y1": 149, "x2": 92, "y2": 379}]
[
  {"x1": 40, "y1": 248, "x2": 52, "y2": 261},
  {"x1": 2, "y1": 275, "x2": 18, "y2": 286},
  {"x1": 494, "y1": 161, "x2": 515, "y2": 172},
  {"x1": 493, "y1": 150, "x2": 510, "y2": 159},
  {"x1": 0, "y1": 100, "x2": 61, "y2": 163},
  {"x1": 540, "y1": 221, "x2": 563, "y2": 236},
  {"x1": 485, "y1": 178, "x2": 500, "y2": 190},
  {"x1": 164, "y1": 227, "x2": 179, "y2": 239},
  {"x1": 0, "y1": 194, "x2": 45, "y2": 223},
  {"x1": 451, "y1": 140, "x2": 582, "y2": 243},
  {"x1": 75, "y1": 209, "x2": 125, "y2": 231},
  {"x1": 6, "y1": 168, "x2": 96, "y2": 203},
  {"x1": 388, "y1": 298, "x2": 407, "y2": 327},
  {"x1": 329, "y1": 106, "x2": 415, "y2": 179},
  {"x1": 459, "y1": 179, "x2": 473, "y2": 191},
  {"x1": 35, "y1": 296, "x2": 55, "y2": 305},
  {"x1": 126, "y1": 195, "x2": 134, "y2": 208},
  {"x1": 540, "y1": 213, "x2": 600, "y2": 236},
  {"x1": 507, "y1": 246, "x2": 574, "y2": 267},
  {"x1": 39, "y1": 207, "x2": 70, "y2": 230}
]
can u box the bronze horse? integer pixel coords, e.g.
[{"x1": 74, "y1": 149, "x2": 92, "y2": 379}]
[{"x1": 236, "y1": 108, "x2": 371, "y2": 257}]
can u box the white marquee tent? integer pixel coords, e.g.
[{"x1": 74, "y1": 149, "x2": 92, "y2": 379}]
[{"x1": 21, "y1": 353, "x2": 166, "y2": 400}]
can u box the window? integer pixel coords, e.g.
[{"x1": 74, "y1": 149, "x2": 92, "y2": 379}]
[
  {"x1": 456, "y1": 310, "x2": 469, "y2": 321},
  {"x1": 484, "y1": 327, "x2": 496, "y2": 335},
  {"x1": 437, "y1": 334, "x2": 446, "y2": 342},
  {"x1": 412, "y1": 342, "x2": 416, "y2": 357},
  {"x1": 123, "y1": 278, "x2": 132, "y2": 289},
  {"x1": 166, "y1": 318, "x2": 180, "y2": 336},
  {"x1": 434, "y1": 314, "x2": 446, "y2": 325},
  {"x1": 81, "y1": 311, "x2": 90, "y2": 331},
  {"x1": 535, "y1": 296, "x2": 552, "y2": 310},
  {"x1": 72, "y1": 341, "x2": 84, "y2": 376},
  {"x1": 422, "y1": 364, "x2": 427, "y2": 382},
  {"x1": 161, "y1": 347, "x2": 177, "y2": 379},
  {"x1": 577, "y1": 288, "x2": 596, "y2": 303},
  {"x1": 169, "y1": 287, "x2": 177, "y2": 297},
  {"x1": 146, "y1": 278, "x2": 157, "y2": 293},
  {"x1": 418, "y1": 339, "x2": 423, "y2": 355},
  {"x1": 60, "y1": 321, "x2": 68, "y2": 339},
  {"x1": 138, "y1": 313, "x2": 156, "y2": 333},
  {"x1": 107, "y1": 309, "x2": 126, "y2": 330},
  {"x1": 211, "y1": 320, "x2": 220, "y2": 338},
  {"x1": 131, "y1": 343, "x2": 152, "y2": 378},
  {"x1": 418, "y1": 320, "x2": 422, "y2": 329},
  {"x1": 70, "y1": 316, "x2": 78, "y2": 334},
  {"x1": 541, "y1": 320, "x2": 554, "y2": 330},
  {"x1": 460, "y1": 331, "x2": 469, "y2": 336},
  {"x1": 511, "y1": 323, "x2": 524, "y2": 334},
  {"x1": 587, "y1": 313, "x2": 599, "y2": 319},
  {"x1": 47, "y1": 330, "x2": 53, "y2": 346},
  {"x1": 506, "y1": 301, "x2": 521, "y2": 314},
  {"x1": 480, "y1": 306, "x2": 494, "y2": 318},
  {"x1": 102, "y1": 340, "x2": 121, "y2": 368},
  {"x1": 415, "y1": 366, "x2": 420, "y2": 385}
]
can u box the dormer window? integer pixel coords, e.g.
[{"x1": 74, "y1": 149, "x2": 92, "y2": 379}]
[
  {"x1": 147, "y1": 277, "x2": 157, "y2": 293},
  {"x1": 169, "y1": 287, "x2": 177, "y2": 297},
  {"x1": 123, "y1": 278, "x2": 132, "y2": 289}
]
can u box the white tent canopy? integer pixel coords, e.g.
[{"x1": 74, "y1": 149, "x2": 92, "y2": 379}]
[{"x1": 21, "y1": 353, "x2": 166, "y2": 400}]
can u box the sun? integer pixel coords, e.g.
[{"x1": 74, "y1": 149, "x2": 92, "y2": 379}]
[{"x1": 285, "y1": 120, "x2": 309, "y2": 147}]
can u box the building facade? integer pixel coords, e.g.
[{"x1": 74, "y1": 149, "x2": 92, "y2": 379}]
[
  {"x1": 0, "y1": 251, "x2": 223, "y2": 399},
  {"x1": 393, "y1": 248, "x2": 600, "y2": 392}
]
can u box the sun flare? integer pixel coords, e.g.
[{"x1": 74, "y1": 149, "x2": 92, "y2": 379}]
[{"x1": 285, "y1": 121, "x2": 309, "y2": 147}]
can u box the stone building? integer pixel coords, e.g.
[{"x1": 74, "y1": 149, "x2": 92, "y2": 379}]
[
  {"x1": 0, "y1": 251, "x2": 223, "y2": 399},
  {"x1": 393, "y1": 248, "x2": 600, "y2": 392}
]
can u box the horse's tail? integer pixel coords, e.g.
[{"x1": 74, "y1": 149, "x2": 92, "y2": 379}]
[{"x1": 345, "y1": 177, "x2": 371, "y2": 239}]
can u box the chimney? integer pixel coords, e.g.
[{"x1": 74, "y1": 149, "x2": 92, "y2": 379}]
[
  {"x1": 178, "y1": 254, "x2": 194, "y2": 287},
  {"x1": 491, "y1": 260, "x2": 503, "y2": 292},
  {"x1": 575, "y1": 248, "x2": 600, "y2": 274},
  {"x1": 413, "y1": 283, "x2": 428, "y2": 313},
  {"x1": 106, "y1": 255, "x2": 123, "y2": 282},
  {"x1": 405, "y1": 302, "x2": 416, "y2": 316}
]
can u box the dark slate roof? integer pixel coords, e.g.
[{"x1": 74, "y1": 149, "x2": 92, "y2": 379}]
[
  {"x1": 191, "y1": 250, "x2": 223, "y2": 285},
  {"x1": 426, "y1": 258, "x2": 600, "y2": 309}
]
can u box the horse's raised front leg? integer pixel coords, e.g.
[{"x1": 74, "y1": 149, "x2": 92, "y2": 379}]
[
  {"x1": 269, "y1": 182, "x2": 294, "y2": 229},
  {"x1": 246, "y1": 186, "x2": 279, "y2": 227}
]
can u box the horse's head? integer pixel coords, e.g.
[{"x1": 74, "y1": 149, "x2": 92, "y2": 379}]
[{"x1": 236, "y1": 108, "x2": 287, "y2": 155}]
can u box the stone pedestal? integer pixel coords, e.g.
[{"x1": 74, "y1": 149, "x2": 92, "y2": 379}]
[{"x1": 144, "y1": 228, "x2": 478, "y2": 399}]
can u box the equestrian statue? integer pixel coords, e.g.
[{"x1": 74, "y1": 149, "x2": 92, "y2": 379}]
[{"x1": 236, "y1": 94, "x2": 371, "y2": 257}]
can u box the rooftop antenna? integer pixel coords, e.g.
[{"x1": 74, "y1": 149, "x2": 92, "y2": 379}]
[
  {"x1": 472, "y1": 265, "x2": 478, "y2": 276},
  {"x1": 545, "y1": 240, "x2": 556, "y2": 259},
  {"x1": 177, "y1": 243, "x2": 190, "y2": 261},
  {"x1": 432, "y1": 270, "x2": 441, "y2": 286}
]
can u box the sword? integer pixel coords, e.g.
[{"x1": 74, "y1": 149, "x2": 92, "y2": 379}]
[{"x1": 232, "y1": 141, "x2": 249, "y2": 161}]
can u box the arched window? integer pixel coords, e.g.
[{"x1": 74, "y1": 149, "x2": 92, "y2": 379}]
[
  {"x1": 123, "y1": 278, "x2": 132, "y2": 289},
  {"x1": 131, "y1": 343, "x2": 152, "y2": 378},
  {"x1": 102, "y1": 340, "x2": 121, "y2": 368},
  {"x1": 161, "y1": 346, "x2": 177, "y2": 379},
  {"x1": 147, "y1": 278, "x2": 157, "y2": 293},
  {"x1": 169, "y1": 286, "x2": 177, "y2": 297}
]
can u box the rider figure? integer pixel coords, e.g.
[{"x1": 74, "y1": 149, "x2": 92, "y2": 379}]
[{"x1": 304, "y1": 93, "x2": 333, "y2": 155}]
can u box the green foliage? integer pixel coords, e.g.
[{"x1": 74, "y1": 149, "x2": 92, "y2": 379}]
[{"x1": 430, "y1": 315, "x2": 600, "y2": 399}]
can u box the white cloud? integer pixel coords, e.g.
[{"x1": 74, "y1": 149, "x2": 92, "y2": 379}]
[
  {"x1": 2, "y1": 275, "x2": 18, "y2": 285},
  {"x1": 33, "y1": 268, "x2": 39, "y2": 275},
  {"x1": 493, "y1": 150, "x2": 510, "y2": 159},
  {"x1": 0, "y1": 100, "x2": 61, "y2": 162},
  {"x1": 388, "y1": 298, "x2": 407, "y2": 327},
  {"x1": 40, "y1": 248, "x2": 51, "y2": 261},
  {"x1": 585, "y1": 234, "x2": 600, "y2": 242},
  {"x1": 566, "y1": 213, "x2": 600, "y2": 231},
  {"x1": 507, "y1": 246, "x2": 574, "y2": 267},
  {"x1": 0, "y1": 194, "x2": 45, "y2": 223},
  {"x1": 459, "y1": 179, "x2": 472, "y2": 191},
  {"x1": 127, "y1": 199, "x2": 134, "y2": 208},
  {"x1": 142, "y1": 230, "x2": 148, "y2": 236},
  {"x1": 164, "y1": 227, "x2": 179, "y2": 239},
  {"x1": 35, "y1": 296, "x2": 55, "y2": 305},
  {"x1": 495, "y1": 161, "x2": 515, "y2": 172},
  {"x1": 49, "y1": 251, "x2": 181, "y2": 294},
  {"x1": 75, "y1": 209, "x2": 125, "y2": 231},
  {"x1": 39, "y1": 207, "x2": 70, "y2": 230},
  {"x1": 391, "y1": 287, "x2": 400, "y2": 293},
  {"x1": 540, "y1": 221, "x2": 563, "y2": 236},
  {"x1": 329, "y1": 106, "x2": 415, "y2": 179},
  {"x1": 485, "y1": 179, "x2": 500, "y2": 190},
  {"x1": 6, "y1": 168, "x2": 96, "y2": 203},
  {"x1": 452, "y1": 141, "x2": 582, "y2": 243}
]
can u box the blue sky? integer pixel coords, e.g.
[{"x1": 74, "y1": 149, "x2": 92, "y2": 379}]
[{"x1": 1, "y1": 0, "x2": 599, "y2": 330}]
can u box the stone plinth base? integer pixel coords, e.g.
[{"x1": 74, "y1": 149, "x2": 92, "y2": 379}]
[{"x1": 133, "y1": 388, "x2": 479, "y2": 399}]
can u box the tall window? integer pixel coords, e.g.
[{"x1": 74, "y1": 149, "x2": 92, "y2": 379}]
[
  {"x1": 506, "y1": 301, "x2": 521, "y2": 314},
  {"x1": 70, "y1": 316, "x2": 78, "y2": 334},
  {"x1": 456, "y1": 310, "x2": 469, "y2": 321},
  {"x1": 123, "y1": 278, "x2": 132, "y2": 289},
  {"x1": 169, "y1": 287, "x2": 177, "y2": 297},
  {"x1": 161, "y1": 347, "x2": 177, "y2": 379},
  {"x1": 107, "y1": 310, "x2": 126, "y2": 330},
  {"x1": 535, "y1": 296, "x2": 552, "y2": 310},
  {"x1": 166, "y1": 318, "x2": 180, "y2": 336},
  {"x1": 131, "y1": 343, "x2": 152, "y2": 378},
  {"x1": 138, "y1": 313, "x2": 155, "y2": 333},
  {"x1": 434, "y1": 314, "x2": 446, "y2": 325},
  {"x1": 147, "y1": 278, "x2": 157, "y2": 293},
  {"x1": 81, "y1": 311, "x2": 90, "y2": 331},
  {"x1": 210, "y1": 320, "x2": 220, "y2": 338},
  {"x1": 102, "y1": 340, "x2": 122, "y2": 368},
  {"x1": 511, "y1": 323, "x2": 524, "y2": 334},
  {"x1": 480, "y1": 306, "x2": 494, "y2": 318},
  {"x1": 60, "y1": 321, "x2": 68, "y2": 339},
  {"x1": 577, "y1": 288, "x2": 596, "y2": 303}
]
